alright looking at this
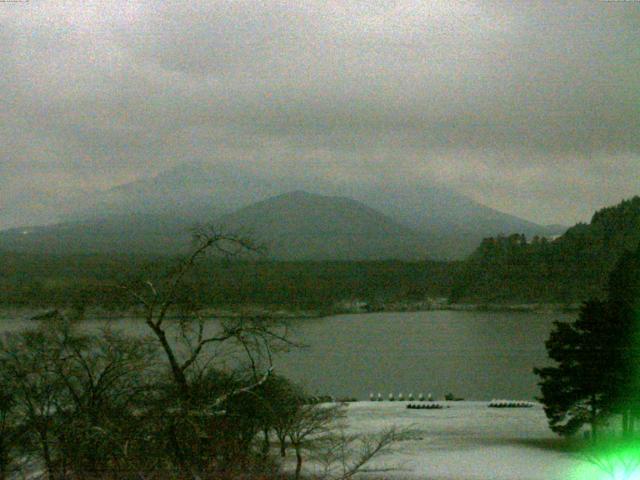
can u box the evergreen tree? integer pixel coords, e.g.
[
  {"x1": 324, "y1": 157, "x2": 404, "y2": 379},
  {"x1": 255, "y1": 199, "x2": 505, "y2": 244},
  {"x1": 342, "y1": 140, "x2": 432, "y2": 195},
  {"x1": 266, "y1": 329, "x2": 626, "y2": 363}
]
[
  {"x1": 534, "y1": 300, "x2": 611, "y2": 437},
  {"x1": 535, "y1": 242, "x2": 640, "y2": 437},
  {"x1": 605, "y1": 245, "x2": 640, "y2": 435}
]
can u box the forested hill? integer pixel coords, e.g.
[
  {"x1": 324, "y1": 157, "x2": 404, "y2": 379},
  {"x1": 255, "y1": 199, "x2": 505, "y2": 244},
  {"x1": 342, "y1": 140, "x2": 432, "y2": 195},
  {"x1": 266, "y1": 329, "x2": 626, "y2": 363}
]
[{"x1": 451, "y1": 196, "x2": 640, "y2": 304}]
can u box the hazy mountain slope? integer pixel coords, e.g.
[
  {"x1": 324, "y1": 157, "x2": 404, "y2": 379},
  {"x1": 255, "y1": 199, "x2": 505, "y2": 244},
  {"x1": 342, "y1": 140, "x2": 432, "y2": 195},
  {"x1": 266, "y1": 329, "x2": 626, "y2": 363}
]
[
  {"x1": 7, "y1": 162, "x2": 560, "y2": 259},
  {"x1": 218, "y1": 191, "x2": 432, "y2": 260},
  {"x1": 62, "y1": 162, "x2": 279, "y2": 221},
  {"x1": 350, "y1": 182, "x2": 562, "y2": 258},
  {"x1": 53, "y1": 162, "x2": 557, "y2": 259},
  {"x1": 0, "y1": 214, "x2": 197, "y2": 255},
  {"x1": 0, "y1": 191, "x2": 432, "y2": 260}
]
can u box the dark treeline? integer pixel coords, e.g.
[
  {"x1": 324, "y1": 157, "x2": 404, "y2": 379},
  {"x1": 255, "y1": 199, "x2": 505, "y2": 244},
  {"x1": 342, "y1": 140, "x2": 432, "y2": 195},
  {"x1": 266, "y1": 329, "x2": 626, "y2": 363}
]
[
  {"x1": 2, "y1": 196, "x2": 639, "y2": 311},
  {"x1": 0, "y1": 253, "x2": 462, "y2": 312},
  {"x1": 452, "y1": 196, "x2": 640, "y2": 304}
]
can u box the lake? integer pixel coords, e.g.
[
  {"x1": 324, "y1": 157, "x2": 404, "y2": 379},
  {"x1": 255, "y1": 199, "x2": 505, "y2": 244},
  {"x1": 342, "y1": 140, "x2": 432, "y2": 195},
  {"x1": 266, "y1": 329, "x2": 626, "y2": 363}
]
[
  {"x1": 1, "y1": 309, "x2": 571, "y2": 401},
  {"x1": 278, "y1": 310, "x2": 571, "y2": 401}
]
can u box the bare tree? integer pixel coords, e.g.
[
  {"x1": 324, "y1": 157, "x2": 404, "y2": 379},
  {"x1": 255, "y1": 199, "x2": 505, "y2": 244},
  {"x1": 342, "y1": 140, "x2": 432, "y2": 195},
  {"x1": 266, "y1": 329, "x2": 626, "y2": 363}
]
[
  {"x1": 0, "y1": 328, "x2": 67, "y2": 479},
  {"x1": 312, "y1": 425, "x2": 414, "y2": 480},
  {"x1": 122, "y1": 225, "x2": 290, "y2": 401},
  {"x1": 0, "y1": 370, "x2": 23, "y2": 480},
  {"x1": 51, "y1": 322, "x2": 157, "y2": 477},
  {"x1": 121, "y1": 225, "x2": 298, "y2": 477},
  {"x1": 273, "y1": 399, "x2": 413, "y2": 480},
  {"x1": 1, "y1": 225, "x2": 408, "y2": 480},
  {"x1": 0, "y1": 317, "x2": 158, "y2": 479},
  {"x1": 287, "y1": 404, "x2": 344, "y2": 480}
]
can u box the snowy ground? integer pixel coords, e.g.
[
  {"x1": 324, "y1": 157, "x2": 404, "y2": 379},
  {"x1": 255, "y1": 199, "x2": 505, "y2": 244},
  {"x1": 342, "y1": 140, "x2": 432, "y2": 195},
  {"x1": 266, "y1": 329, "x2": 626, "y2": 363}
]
[{"x1": 333, "y1": 401, "x2": 600, "y2": 480}]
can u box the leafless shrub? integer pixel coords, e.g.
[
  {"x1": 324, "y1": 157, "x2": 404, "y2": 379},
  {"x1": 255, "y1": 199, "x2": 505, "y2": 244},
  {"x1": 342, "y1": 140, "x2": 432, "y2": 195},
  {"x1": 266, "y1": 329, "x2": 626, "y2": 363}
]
[{"x1": 310, "y1": 425, "x2": 416, "y2": 480}]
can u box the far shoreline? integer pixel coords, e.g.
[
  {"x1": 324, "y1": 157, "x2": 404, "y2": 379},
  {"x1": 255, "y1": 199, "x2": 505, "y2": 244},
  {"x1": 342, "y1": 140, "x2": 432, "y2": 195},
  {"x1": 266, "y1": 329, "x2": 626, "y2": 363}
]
[{"x1": 0, "y1": 301, "x2": 580, "y2": 322}]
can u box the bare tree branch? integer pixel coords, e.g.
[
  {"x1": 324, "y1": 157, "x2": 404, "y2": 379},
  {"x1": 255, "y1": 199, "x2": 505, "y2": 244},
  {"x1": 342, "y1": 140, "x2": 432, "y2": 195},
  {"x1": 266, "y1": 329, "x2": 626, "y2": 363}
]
[{"x1": 209, "y1": 366, "x2": 274, "y2": 413}]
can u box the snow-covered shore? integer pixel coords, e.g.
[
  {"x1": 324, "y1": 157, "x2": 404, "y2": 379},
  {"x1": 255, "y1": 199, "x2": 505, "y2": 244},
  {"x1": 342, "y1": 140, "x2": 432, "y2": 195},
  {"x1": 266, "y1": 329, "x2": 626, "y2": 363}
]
[{"x1": 336, "y1": 401, "x2": 596, "y2": 480}]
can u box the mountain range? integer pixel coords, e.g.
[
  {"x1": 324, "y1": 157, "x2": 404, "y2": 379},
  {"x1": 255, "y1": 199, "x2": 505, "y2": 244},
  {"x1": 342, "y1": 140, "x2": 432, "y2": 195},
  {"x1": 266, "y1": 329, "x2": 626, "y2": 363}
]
[{"x1": 0, "y1": 162, "x2": 565, "y2": 260}]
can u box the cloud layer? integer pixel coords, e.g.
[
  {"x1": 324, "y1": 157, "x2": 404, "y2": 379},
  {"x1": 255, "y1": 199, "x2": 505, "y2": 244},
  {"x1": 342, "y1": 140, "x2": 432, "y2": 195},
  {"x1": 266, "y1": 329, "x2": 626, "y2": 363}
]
[{"x1": 1, "y1": 0, "x2": 639, "y2": 228}]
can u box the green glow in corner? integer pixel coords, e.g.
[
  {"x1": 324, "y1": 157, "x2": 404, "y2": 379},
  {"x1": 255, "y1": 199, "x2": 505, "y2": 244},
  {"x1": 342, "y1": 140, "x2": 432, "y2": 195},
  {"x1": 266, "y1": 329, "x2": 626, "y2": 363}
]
[{"x1": 573, "y1": 441, "x2": 640, "y2": 480}]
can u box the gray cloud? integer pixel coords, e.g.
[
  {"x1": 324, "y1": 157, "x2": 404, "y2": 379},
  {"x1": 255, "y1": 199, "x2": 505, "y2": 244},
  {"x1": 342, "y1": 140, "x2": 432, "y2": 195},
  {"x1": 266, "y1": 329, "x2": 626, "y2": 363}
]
[{"x1": 1, "y1": 0, "x2": 639, "y2": 228}]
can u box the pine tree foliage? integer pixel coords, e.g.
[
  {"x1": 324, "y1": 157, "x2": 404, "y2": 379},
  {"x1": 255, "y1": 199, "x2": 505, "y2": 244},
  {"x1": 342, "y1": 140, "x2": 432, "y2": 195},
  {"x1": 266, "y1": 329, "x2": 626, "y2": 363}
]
[
  {"x1": 534, "y1": 300, "x2": 611, "y2": 436},
  {"x1": 453, "y1": 196, "x2": 640, "y2": 303},
  {"x1": 535, "y1": 242, "x2": 640, "y2": 437}
]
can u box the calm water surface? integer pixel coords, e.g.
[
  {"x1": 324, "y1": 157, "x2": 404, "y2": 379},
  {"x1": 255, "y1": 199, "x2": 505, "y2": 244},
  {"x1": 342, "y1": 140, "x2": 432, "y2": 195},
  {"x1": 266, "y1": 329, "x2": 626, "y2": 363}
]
[
  {"x1": 279, "y1": 311, "x2": 571, "y2": 401},
  {"x1": 1, "y1": 310, "x2": 572, "y2": 401}
]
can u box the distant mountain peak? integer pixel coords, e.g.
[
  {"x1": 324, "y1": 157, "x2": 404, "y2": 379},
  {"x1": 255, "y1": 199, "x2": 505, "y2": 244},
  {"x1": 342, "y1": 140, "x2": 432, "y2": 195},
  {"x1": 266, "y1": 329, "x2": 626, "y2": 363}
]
[
  {"x1": 273, "y1": 190, "x2": 311, "y2": 199},
  {"x1": 16, "y1": 162, "x2": 561, "y2": 259},
  {"x1": 218, "y1": 191, "x2": 431, "y2": 260}
]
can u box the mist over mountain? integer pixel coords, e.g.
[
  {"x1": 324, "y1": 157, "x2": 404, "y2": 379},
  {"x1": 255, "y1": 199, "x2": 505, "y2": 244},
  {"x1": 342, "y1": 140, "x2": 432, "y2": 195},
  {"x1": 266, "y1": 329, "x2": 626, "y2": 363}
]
[
  {"x1": 24, "y1": 161, "x2": 562, "y2": 259},
  {"x1": 347, "y1": 181, "x2": 562, "y2": 258},
  {"x1": 0, "y1": 191, "x2": 431, "y2": 260},
  {"x1": 61, "y1": 162, "x2": 279, "y2": 221}
]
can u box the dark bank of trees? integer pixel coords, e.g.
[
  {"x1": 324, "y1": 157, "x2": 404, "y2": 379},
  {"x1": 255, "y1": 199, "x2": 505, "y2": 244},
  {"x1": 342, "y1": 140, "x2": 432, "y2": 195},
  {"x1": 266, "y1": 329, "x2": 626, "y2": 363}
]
[
  {"x1": 535, "y1": 242, "x2": 640, "y2": 439},
  {"x1": 452, "y1": 196, "x2": 640, "y2": 304},
  {"x1": 2, "y1": 196, "x2": 640, "y2": 312},
  {"x1": 0, "y1": 228, "x2": 404, "y2": 479},
  {"x1": 0, "y1": 251, "x2": 461, "y2": 313}
]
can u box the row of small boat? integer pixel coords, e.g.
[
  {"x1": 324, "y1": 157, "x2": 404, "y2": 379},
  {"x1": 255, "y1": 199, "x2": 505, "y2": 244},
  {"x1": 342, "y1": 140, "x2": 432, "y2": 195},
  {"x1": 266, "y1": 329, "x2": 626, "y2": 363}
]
[
  {"x1": 488, "y1": 400, "x2": 534, "y2": 408},
  {"x1": 370, "y1": 394, "x2": 434, "y2": 402},
  {"x1": 406, "y1": 403, "x2": 446, "y2": 410}
]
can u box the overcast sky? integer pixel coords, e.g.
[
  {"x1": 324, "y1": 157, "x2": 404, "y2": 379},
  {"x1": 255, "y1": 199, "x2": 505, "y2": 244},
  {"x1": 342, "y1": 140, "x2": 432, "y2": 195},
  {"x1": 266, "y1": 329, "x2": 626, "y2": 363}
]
[{"x1": 1, "y1": 0, "x2": 638, "y2": 229}]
